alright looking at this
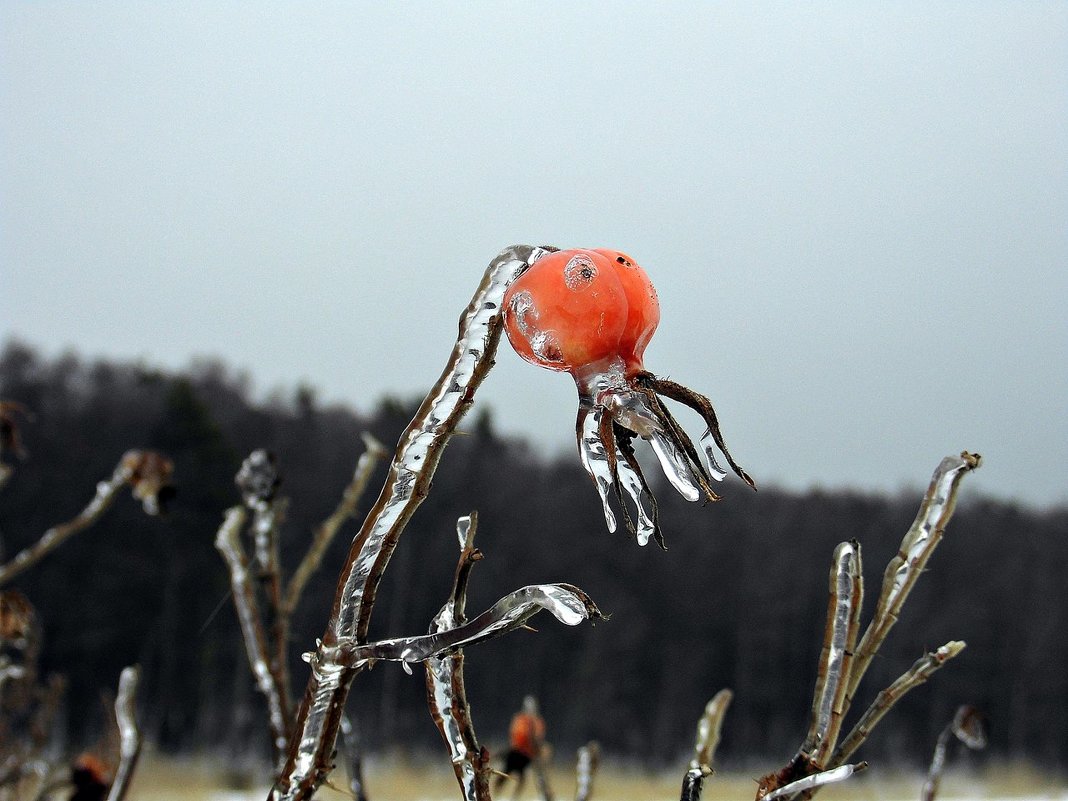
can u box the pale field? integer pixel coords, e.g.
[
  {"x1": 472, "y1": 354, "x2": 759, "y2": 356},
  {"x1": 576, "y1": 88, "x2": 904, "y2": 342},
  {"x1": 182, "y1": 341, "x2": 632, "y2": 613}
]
[{"x1": 124, "y1": 752, "x2": 1066, "y2": 801}]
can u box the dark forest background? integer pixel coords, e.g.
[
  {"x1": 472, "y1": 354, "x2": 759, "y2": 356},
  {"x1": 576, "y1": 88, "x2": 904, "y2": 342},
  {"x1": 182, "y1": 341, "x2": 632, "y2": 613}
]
[{"x1": 1, "y1": 339, "x2": 1065, "y2": 772}]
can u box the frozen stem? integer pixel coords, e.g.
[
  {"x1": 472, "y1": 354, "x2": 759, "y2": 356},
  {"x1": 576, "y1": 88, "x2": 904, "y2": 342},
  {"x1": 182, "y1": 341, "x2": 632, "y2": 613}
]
[
  {"x1": 0, "y1": 458, "x2": 135, "y2": 587},
  {"x1": 845, "y1": 453, "x2": 981, "y2": 707},
  {"x1": 691, "y1": 689, "x2": 733, "y2": 772},
  {"x1": 831, "y1": 641, "x2": 966, "y2": 767},
  {"x1": 105, "y1": 666, "x2": 142, "y2": 801},
  {"x1": 680, "y1": 766, "x2": 712, "y2": 801},
  {"x1": 759, "y1": 763, "x2": 866, "y2": 801},
  {"x1": 574, "y1": 742, "x2": 600, "y2": 801},
  {"x1": 757, "y1": 453, "x2": 978, "y2": 801},
  {"x1": 330, "y1": 583, "x2": 602, "y2": 667},
  {"x1": 271, "y1": 245, "x2": 555, "y2": 800},
  {"x1": 921, "y1": 705, "x2": 987, "y2": 801},
  {"x1": 801, "y1": 542, "x2": 862, "y2": 765},
  {"x1": 339, "y1": 715, "x2": 369, "y2": 801},
  {"x1": 425, "y1": 513, "x2": 491, "y2": 801},
  {"x1": 215, "y1": 506, "x2": 291, "y2": 764}
]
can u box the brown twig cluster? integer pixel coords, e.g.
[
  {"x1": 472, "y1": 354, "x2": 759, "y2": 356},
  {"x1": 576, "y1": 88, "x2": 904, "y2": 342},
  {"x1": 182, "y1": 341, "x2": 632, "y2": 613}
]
[
  {"x1": 0, "y1": 589, "x2": 142, "y2": 801},
  {"x1": 216, "y1": 437, "x2": 387, "y2": 767},
  {"x1": 743, "y1": 452, "x2": 981, "y2": 801}
]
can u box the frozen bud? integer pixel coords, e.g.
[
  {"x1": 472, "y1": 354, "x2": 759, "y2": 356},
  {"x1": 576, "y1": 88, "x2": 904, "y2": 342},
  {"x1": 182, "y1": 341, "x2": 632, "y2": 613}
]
[
  {"x1": 503, "y1": 248, "x2": 753, "y2": 549},
  {"x1": 235, "y1": 449, "x2": 281, "y2": 505},
  {"x1": 0, "y1": 400, "x2": 31, "y2": 460},
  {"x1": 952, "y1": 705, "x2": 988, "y2": 750},
  {"x1": 0, "y1": 590, "x2": 36, "y2": 644}
]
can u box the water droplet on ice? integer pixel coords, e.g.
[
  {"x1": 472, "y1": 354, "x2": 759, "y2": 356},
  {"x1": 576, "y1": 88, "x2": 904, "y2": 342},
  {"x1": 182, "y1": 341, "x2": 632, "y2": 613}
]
[{"x1": 698, "y1": 429, "x2": 728, "y2": 482}]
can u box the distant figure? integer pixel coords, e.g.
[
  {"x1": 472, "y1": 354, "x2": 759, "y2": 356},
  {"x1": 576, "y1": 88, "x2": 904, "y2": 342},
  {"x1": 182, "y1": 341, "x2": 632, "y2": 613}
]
[
  {"x1": 69, "y1": 753, "x2": 109, "y2": 801},
  {"x1": 495, "y1": 695, "x2": 546, "y2": 795}
]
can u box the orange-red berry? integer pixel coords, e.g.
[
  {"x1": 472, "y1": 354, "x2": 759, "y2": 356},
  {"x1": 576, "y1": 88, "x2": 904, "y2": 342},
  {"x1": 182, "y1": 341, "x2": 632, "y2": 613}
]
[{"x1": 503, "y1": 249, "x2": 660, "y2": 380}]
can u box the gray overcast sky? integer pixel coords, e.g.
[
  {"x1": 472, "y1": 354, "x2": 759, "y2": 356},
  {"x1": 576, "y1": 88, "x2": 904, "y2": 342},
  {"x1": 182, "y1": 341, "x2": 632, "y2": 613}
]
[{"x1": 2, "y1": 3, "x2": 1065, "y2": 508}]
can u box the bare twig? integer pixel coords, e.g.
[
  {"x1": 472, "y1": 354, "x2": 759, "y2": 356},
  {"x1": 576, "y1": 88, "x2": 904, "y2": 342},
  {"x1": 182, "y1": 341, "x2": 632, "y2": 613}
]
[
  {"x1": 831, "y1": 641, "x2": 966, "y2": 767},
  {"x1": 215, "y1": 506, "x2": 291, "y2": 764},
  {"x1": 105, "y1": 666, "x2": 142, "y2": 801},
  {"x1": 0, "y1": 450, "x2": 173, "y2": 586},
  {"x1": 425, "y1": 513, "x2": 491, "y2": 801},
  {"x1": 284, "y1": 434, "x2": 387, "y2": 616},
  {"x1": 0, "y1": 462, "x2": 132, "y2": 586},
  {"x1": 272, "y1": 244, "x2": 554, "y2": 800}
]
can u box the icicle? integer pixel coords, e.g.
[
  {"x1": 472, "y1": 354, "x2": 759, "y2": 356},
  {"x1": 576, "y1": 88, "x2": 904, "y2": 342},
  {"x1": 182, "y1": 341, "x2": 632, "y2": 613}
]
[
  {"x1": 614, "y1": 455, "x2": 657, "y2": 546},
  {"x1": 647, "y1": 429, "x2": 702, "y2": 501},
  {"x1": 578, "y1": 408, "x2": 618, "y2": 533},
  {"x1": 698, "y1": 428, "x2": 729, "y2": 482}
]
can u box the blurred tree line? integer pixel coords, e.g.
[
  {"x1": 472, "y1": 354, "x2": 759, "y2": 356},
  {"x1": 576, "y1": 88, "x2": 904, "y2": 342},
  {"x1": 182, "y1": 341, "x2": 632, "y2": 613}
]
[{"x1": 0, "y1": 339, "x2": 1064, "y2": 770}]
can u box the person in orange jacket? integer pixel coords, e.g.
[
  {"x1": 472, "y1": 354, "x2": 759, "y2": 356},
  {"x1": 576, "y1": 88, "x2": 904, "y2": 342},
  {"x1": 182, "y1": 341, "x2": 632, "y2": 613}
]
[
  {"x1": 495, "y1": 696, "x2": 546, "y2": 793},
  {"x1": 69, "y1": 753, "x2": 109, "y2": 801}
]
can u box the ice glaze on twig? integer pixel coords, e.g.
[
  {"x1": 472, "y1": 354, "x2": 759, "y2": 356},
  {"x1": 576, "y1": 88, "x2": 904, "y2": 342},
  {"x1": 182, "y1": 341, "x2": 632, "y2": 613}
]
[
  {"x1": 104, "y1": 666, "x2": 142, "y2": 801},
  {"x1": 271, "y1": 245, "x2": 555, "y2": 800}
]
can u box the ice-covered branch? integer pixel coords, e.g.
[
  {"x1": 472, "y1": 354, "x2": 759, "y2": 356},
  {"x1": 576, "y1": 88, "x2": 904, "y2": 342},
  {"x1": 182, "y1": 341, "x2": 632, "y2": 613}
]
[
  {"x1": 235, "y1": 450, "x2": 293, "y2": 744},
  {"x1": 831, "y1": 641, "x2": 966, "y2": 767},
  {"x1": 680, "y1": 689, "x2": 732, "y2": 801},
  {"x1": 574, "y1": 742, "x2": 600, "y2": 801},
  {"x1": 328, "y1": 583, "x2": 601, "y2": 667},
  {"x1": 757, "y1": 453, "x2": 978, "y2": 800},
  {"x1": 105, "y1": 666, "x2": 142, "y2": 801},
  {"x1": 680, "y1": 766, "x2": 712, "y2": 801},
  {"x1": 425, "y1": 514, "x2": 490, "y2": 801},
  {"x1": 758, "y1": 763, "x2": 865, "y2": 801},
  {"x1": 215, "y1": 506, "x2": 290, "y2": 763},
  {"x1": 690, "y1": 689, "x2": 732, "y2": 772},
  {"x1": 284, "y1": 434, "x2": 386, "y2": 616},
  {"x1": 801, "y1": 541, "x2": 862, "y2": 764},
  {"x1": 845, "y1": 453, "x2": 980, "y2": 705},
  {"x1": 339, "y1": 715, "x2": 369, "y2": 801},
  {"x1": 272, "y1": 244, "x2": 554, "y2": 800}
]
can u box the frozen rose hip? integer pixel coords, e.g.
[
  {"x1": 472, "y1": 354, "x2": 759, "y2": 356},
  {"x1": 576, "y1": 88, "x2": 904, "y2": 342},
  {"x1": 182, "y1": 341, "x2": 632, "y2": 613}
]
[
  {"x1": 503, "y1": 249, "x2": 627, "y2": 374},
  {"x1": 503, "y1": 246, "x2": 753, "y2": 550},
  {"x1": 502, "y1": 249, "x2": 659, "y2": 381}
]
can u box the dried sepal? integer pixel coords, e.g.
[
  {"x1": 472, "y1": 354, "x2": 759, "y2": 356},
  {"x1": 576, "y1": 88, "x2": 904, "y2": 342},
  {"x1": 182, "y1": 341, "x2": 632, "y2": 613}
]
[
  {"x1": 120, "y1": 449, "x2": 175, "y2": 516},
  {"x1": 0, "y1": 401, "x2": 32, "y2": 460},
  {"x1": 577, "y1": 373, "x2": 754, "y2": 549}
]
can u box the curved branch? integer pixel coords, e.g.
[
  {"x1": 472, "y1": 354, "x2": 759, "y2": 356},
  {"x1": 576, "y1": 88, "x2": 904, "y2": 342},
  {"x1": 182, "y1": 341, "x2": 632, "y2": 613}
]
[{"x1": 272, "y1": 244, "x2": 554, "y2": 800}]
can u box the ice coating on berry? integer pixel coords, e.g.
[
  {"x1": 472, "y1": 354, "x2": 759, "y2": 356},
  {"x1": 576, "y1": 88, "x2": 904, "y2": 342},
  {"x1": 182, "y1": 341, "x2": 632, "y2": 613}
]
[
  {"x1": 502, "y1": 246, "x2": 753, "y2": 549},
  {"x1": 563, "y1": 252, "x2": 599, "y2": 290}
]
